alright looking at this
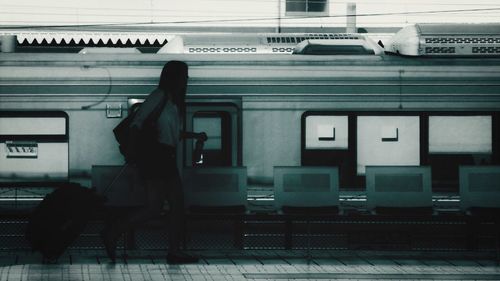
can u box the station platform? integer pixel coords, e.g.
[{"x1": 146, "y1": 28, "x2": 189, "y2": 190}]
[{"x1": 0, "y1": 250, "x2": 498, "y2": 281}]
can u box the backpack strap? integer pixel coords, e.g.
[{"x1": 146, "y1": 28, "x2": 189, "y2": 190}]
[{"x1": 144, "y1": 91, "x2": 168, "y2": 126}]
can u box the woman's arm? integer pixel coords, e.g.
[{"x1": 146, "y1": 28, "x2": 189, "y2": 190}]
[{"x1": 180, "y1": 131, "x2": 207, "y2": 141}]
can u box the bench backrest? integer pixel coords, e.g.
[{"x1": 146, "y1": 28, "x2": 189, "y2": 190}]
[
  {"x1": 183, "y1": 166, "x2": 247, "y2": 208},
  {"x1": 459, "y1": 166, "x2": 500, "y2": 210},
  {"x1": 273, "y1": 166, "x2": 339, "y2": 209},
  {"x1": 365, "y1": 166, "x2": 432, "y2": 210}
]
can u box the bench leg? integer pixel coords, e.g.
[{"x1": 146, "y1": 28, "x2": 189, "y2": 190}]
[
  {"x1": 285, "y1": 220, "x2": 292, "y2": 250},
  {"x1": 233, "y1": 219, "x2": 244, "y2": 250},
  {"x1": 465, "y1": 218, "x2": 476, "y2": 251},
  {"x1": 496, "y1": 220, "x2": 500, "y2": 265},
  {"x1": 306, "y1": 218, "x2": 311, "y2": 264}
]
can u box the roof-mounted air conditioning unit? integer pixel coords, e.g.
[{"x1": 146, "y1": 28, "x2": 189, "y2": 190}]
[
  {"x1": 292, "y1": 36, "x2": 384, "y2": 55},
  {"x1": 157, "y1": 33, "x2": 378, "y2": 54},
  {"x1": 385, "y1": 23, "x2": 500, "y2": 56}
]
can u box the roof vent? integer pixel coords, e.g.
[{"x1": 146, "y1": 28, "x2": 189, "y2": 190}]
[
  {"x1": 78, "y1": 47, "x2": 141, "y2": 54},
  {"x1": 386, "y1": 23, "x2": 500, "y2": 56},
  {"x1": 266, "y1": 33, "x2": 359, "y2": 44}
]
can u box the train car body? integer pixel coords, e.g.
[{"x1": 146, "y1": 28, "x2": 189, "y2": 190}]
[{"x1": 1, "y1": 50, "x2": 499, "y2": 191}]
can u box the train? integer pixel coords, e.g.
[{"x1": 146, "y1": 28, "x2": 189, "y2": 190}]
[{"x1": 1, "y1": 23, "x2": 500, "y2": 196}]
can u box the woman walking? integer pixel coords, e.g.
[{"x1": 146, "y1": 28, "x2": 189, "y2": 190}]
[{"x1": 102, "y1": 60, "x2": 206, "y2": 264}]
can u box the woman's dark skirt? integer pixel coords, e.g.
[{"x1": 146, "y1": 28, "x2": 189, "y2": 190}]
[{"x1": 137, "y1": 143, "x2": 178, "y2": 180}]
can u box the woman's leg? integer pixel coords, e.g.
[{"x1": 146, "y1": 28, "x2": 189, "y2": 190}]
[
  {"x1": 102, "y1": 178, "x2": 166, "y2": 261},
  {"x1": 121, "y1": 179, "x2": 166, "y2": 228},
  {"x1": 164, "y1": 171, "x2": 198, "y2": 264},
  {"x1": 164, "y1": 171, "x2": 185, "y2": 252}
]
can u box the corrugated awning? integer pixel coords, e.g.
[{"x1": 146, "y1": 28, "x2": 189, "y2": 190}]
[{"x1": 0, "y1": 30, "x2": 172, "y2": 46}]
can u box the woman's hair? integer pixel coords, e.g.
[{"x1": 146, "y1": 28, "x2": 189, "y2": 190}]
[{"x1": 158, "y1": 60, "x2": 188, "y2": 116}]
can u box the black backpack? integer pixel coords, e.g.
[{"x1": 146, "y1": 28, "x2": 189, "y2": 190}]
[{"x1": 113, "y1": 95, "x2": 167, "y2": 161}]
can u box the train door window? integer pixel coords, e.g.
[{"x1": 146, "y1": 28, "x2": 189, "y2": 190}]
[
  {"x1": 192, "y1": 112, "x2": 231, "y2": 166},
  {"x1": 357, "y1": 116, "x2": 420, "y2": 175},
  {"x1": 193, "y1": 115, "x2": 222, "y2": 150},
  {"x1": 427, "y1": 115, "x2": 493, "y2": 191},
  {"x1": 185, "y1": 104, "x2": 239, "y2": 167}
]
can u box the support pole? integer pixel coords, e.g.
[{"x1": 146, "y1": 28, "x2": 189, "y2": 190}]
[{"x1": 346, "y1": 3, "x2": 357, "y2": 33}]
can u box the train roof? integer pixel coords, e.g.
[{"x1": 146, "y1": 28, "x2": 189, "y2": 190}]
[{"x1": 1, "y1": 52, "x2": 500, "y2": 67}]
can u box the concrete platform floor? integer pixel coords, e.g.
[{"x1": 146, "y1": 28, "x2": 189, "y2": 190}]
[{"x1": 0, "y1": 250, "x2": 498, "y2": 281}]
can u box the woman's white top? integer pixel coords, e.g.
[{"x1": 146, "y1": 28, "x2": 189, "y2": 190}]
[{"x1": 130, "y1": 88, "x2": 180, "y2": 147}]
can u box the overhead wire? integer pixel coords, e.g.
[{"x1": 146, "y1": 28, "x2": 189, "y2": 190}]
[
  {"x1": 1, "y1": 7, "x2": 500, "y2": 30},
  {"x1": 2, "y1": 0, "x2": 500, "y2": 24},
  {"x1": 2, "y1": 0, "x2": 500, "y2": 9},
  {"x1": 2, "y1": 4, "x2": 500, "y2": 15},
  {"x1": 2, "y1": 6, "x2": 500, "y2": 18}
]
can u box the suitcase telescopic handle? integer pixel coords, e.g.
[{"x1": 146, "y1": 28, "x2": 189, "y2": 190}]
[{"x1": 101, "y1": 163, "x2": 130, "y2": 195}]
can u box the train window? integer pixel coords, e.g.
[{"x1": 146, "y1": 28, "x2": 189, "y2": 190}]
[
  {"x1": 0, "y1": 111, "x2": 69, "y2": 182},
  {"x1": 303, "y1": 111, "x2": 499, "y2": 190},
  {"x1": 357, "y1": 116, "x2": 420, "y2": 175},
  {"x1": 187, "y1": 111, "x2": 233, "y2": 167},
  {"x1": 0, "y1": 117, "x2": 66, "y2": 136},
  {"x1": 185, "y1": 103, "x2": 240, "y2": 168},
  {"x1": 193, "y1": 115, "x2": 222, "y2": 150},
  {"x1": 305, "y1": 115, "x2": 348, "y2": 149},
  {"x1": 301, "y1": 112, "x2": 355, "y2": 188},
  {"x1": 429, "y1": 116, "x2": 492, "y2": 154},
  {"x1": 426, "y1": 115, "x2": 494, "y2": 191}
]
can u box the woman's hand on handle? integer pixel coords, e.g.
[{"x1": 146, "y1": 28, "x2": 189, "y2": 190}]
[{"x1": 197, "y1": 132, "x2": 208, "y2": 142}]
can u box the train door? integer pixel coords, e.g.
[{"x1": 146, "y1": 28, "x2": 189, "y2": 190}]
[{"x1": 184, "y1": 103, "x2": 240, "y2": 167}]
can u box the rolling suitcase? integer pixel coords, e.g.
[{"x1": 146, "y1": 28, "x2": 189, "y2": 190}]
[{"x1": 25, "y1": 166, "x2": 127, "y2": 261}]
